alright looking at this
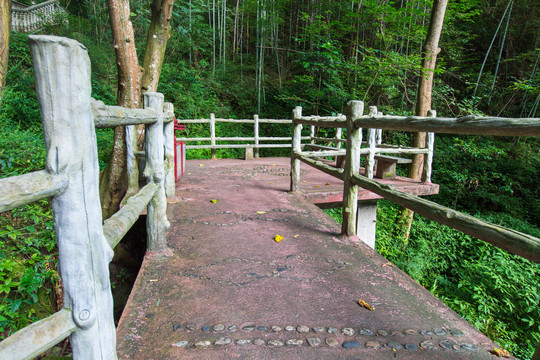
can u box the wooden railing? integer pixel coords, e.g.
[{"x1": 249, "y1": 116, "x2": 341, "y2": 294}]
[
  {"x1": 11, "y1": 0, "x2": 67, "y2": 33},
  {"x1": 0, "y1": 35, "x2": 173, "y2": 360},
  {"x1": 291, "y1": 100, "x2": 540, "y2": 263},
  {"x1": 176, "y1": 115, "x2": 312, "y2": 159}
]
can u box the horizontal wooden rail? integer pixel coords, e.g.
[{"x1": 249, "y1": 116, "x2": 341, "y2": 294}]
[
  {"x1": 176, "y1": 136, "x2": 310, "y2": 142},
  {"x1": 299, "y1": 150, "x2": 347, "y2": 157},
  {"x1": 350, "y1": 173, "x2": 540, "y2": 263},
  {"x1": 374, "y1": 147, "x2": 428, "y2": 155},
  {"x1": 295, "y1": 152, "x2": 344, "y2": 180},
  {"x1": 295, "y1": 116, "x2": 347, "y2": 128},
  {"x1": 0, "y1": 170, "x2": 67, "y2": 212},
  {"x1": 186, "y1": 143, "x2": 294, "y2": 149},
  {"x1": 177, "y1": 118, "x2": 292, "y2": 124},
  {"x1": 353, "y1": 115, "x2": 540, "y2": 136},
  {"x1": 0, "y1": 308, "x2": 77, "y2": 360},
  {"x1": 303, "y1": 144, "x2": 341, "y2": 151},
  {"x1": 103, "y1": 183, "x2": 158, "y2": 249},
  {"x1": 92, "y1": 100, "x2": 174, "y2": 128},
  {"x1": 311, "y1": 136, "x2": 347, "y2": 143}
]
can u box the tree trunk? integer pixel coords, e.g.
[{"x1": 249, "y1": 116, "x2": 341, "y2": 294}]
[
  {"x1": 101, "y1": 0, "x2": 142, "y2": 220},
  {"x1": 0, "y1": 0, "x2": 11, "y2": 109},
  {"x1": 141, "y1": 0, "x2": 176, "y2": 93},
  {"x1": 400, "y1": 0, "x2": 448, "y2": 241}
]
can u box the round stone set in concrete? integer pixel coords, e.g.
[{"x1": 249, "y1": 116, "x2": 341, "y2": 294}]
[{"x1": 171, "y1": 323, "x2": 479, "y2": 352}]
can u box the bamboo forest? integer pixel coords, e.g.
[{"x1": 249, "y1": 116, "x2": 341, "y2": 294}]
[{"x1": 0, "y1": 0, "x2": 539, "y2": 358}]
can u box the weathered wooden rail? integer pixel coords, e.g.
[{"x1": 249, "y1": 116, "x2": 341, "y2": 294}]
[
  {"x1": 11, "y1": 0, "x2": 66, "y2": 33},
  {"x1": 290, "y1": 100, "x2": 540, "y2": 263},
  {"x1": 0, "y1": 35, "x2": 173, "y2": 360}
]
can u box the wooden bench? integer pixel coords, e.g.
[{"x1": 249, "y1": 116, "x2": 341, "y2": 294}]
[
  {"x1": 374, "y1": 155, "x2": 412, "y2": 179},
  {"x1": 335, "y1": 154, "x2": 412, "y2": 179}
]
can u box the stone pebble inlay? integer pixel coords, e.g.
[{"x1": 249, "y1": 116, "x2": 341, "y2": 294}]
[{"x1": 170, "y1": 323, "x2": 483, "y2": 352}]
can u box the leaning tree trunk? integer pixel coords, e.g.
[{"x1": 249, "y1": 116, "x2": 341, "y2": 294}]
[
  {"x1": 0, "y1": 0, "x2": 11, "y2": 109},
  {"x1": 101, "y1": 0, "x2": 142, "y2": 220},
  {"x1": 399, "y1": 0, "x2": 448, "y2": 242}
]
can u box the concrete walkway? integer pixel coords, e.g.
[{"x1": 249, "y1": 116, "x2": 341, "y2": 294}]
[{"x1": 116, "y1": 158, "x2": 500, "y2": 359}]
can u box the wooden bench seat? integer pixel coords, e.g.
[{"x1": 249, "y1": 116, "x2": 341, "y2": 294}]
[{"x1": 335, "y1": 154, "x2": 412, "y2": 179}]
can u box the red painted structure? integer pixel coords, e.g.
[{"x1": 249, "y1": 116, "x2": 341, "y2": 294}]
[{"x1": 174, "y1": 118, "x2": 186, "y2": 181}]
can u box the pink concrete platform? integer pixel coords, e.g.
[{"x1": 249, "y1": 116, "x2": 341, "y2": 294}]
[{"x1": 116, "y1": 157, "x2": 500, "y2": 359}]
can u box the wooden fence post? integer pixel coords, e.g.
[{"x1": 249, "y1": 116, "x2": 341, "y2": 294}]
[
  {"x1": 144, "y1": 92, "x2": 170, "y2": 252},
  {"x1": 163, "y1": 102, "x2": 175, "y2": 198},
  {"x1": 254, "y1": 114, "x2": 260, "y2": 158},
  {"x1": 310, "y1": 125, "x2": 316, "y2": 144},
  {"x1": 290, "y1": 106, "x2": 303, "y2": 192},
  {"x1": 29, "y1": 35, "x2": 117, "y2": 359},
  {"x1": 335, "y1": 127, "x2": 343, "y2": 148},
  {"x1": 342, "y1": 100, "x2": 364, "y2": 236},
  {"x1": 424, "y1": 110, "x2": 436, "y2": 183},
  {"x1": 365, "y1": 106, "x2": 378, "y2": 179},
  {"x1": 210, "y1": 113, "x2": 217, "y2": 159}
]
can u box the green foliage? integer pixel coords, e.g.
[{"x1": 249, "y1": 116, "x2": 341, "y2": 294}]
[{"x1": 0, "y1": 200, "x2": 58, "y2": 339}]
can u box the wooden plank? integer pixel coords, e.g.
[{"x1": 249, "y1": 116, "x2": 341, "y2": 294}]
[
  {"x1": 0, "y1": 308, "x2": 77, "y2": 360},
  {"x1": 350, "y1": 174, "x2": 540, "y2": 263},
  {"x1": 0, "y1": 170, "x2": 67, "y2": 212},
  {"x1": 103, "y1": 183, "x2": 158, "y2": 249},
  {"x1": 353, "y1": 114, "x2": 540, "y2": 136},
  {"x1": 295, "y1": 152, "x2": 344, "y2": 180}
]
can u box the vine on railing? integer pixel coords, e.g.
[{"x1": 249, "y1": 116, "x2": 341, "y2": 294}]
[{"x1": 0, "y1": 35, "x2": 173, "y2": 360}]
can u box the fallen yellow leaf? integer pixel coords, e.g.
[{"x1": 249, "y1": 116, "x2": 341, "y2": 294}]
[
  {"x1": 274, "y1": 234, "x2": 284, "y2": 243},
  {"x1": 293, "y1": 234, "x2": 300, "y2": 238},
  {"x1": 268, "y1": 182, "x2": 273, "y2": 184},
  {"x1": 199, "y1": 164, "x2": 204, "y2": 167},
  {"x1": 325, "y1": 183, "x2": 331, "y2": 185},
  {"x1": 358, "y1": 299, "x2": 375, "y2": 311},
  {"x1": 210, "y1": 199, "x2": 219, "y2": 204},
  {"x1": 272, "y1": 164, "x2": 276, "y2": 166},
  {"x1": 256, "y1": 211, "x2": 266, "y2": 214},
  {"x1": 314, "y1": 185, "x2": 320, "y2": 188},
  {"x1": 490, "y1": 348, "x2": 511, "y2": 358}
]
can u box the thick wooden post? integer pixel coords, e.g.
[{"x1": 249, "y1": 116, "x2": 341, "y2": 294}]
[
  {"x1": 163, "y1": 102, "x2": 175, "y2": 198},
  {"x1": 310, "y1": 125, "x2": 315, "y2": 144},
  {"x1": 144, "y1": 92, "x2": 170, "y2": 252},
  {"x1": 290, "y1": 106, "x2": 303, "y2": 192},
  {"x1": 254, "y1": 114, "x2": 260, "y2": 158},
  {"x1": 210, "y1": 113, "x2": 217, "y2": 159},
  {"x1": 424, "y1": 110, "x2": 436, "y2": 183},
  {"x1": 30, "y1": 35, "x2": 117, "y2": 359},
  {"x1": 342, "y1": 100, "x2": 364, "y2": 236}
]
